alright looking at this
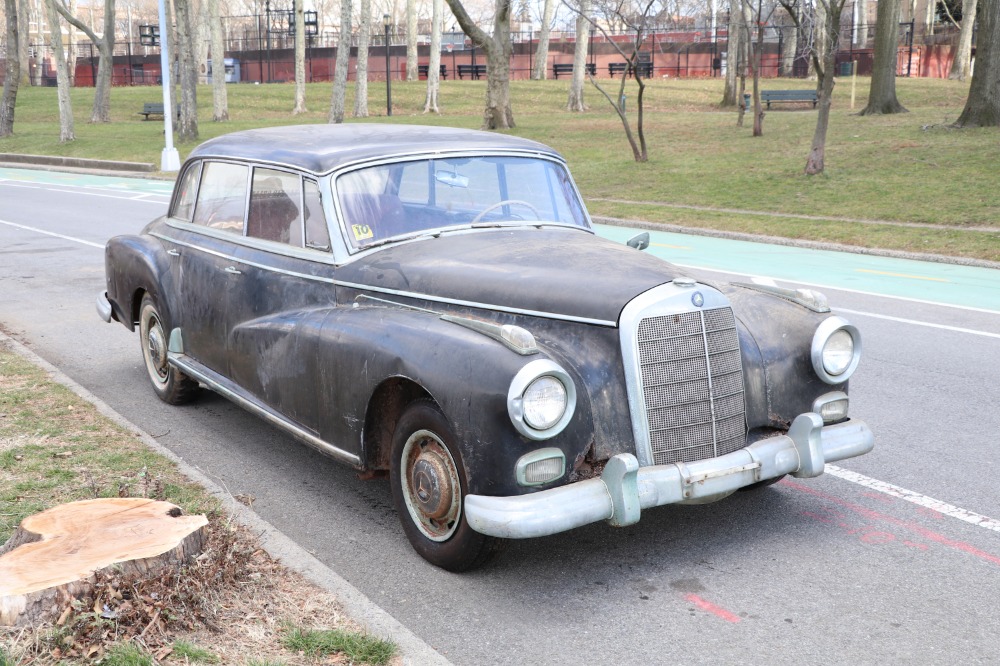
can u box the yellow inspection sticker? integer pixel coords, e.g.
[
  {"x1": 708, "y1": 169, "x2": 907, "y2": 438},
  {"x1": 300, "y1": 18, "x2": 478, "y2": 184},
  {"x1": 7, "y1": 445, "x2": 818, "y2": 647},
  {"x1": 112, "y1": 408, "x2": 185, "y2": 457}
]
[{"x1": 352, "y1": 224, "x2": 374, "y2": 241}]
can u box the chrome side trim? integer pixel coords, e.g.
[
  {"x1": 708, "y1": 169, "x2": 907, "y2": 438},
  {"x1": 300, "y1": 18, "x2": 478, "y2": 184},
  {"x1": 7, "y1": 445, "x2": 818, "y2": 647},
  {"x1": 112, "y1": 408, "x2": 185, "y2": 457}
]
[
  {"x1": 150, "y1": 232, "x2": 617, "y2": 327},
  {"x1": 465, "y1": 415, "x2": 875, "y2": 539},
  {"x1": 168, "y1": 352, "x2": 361, "y2": 467},
  {"x1": 619, "y1": 282, "x2": 734, "y2": 466}
]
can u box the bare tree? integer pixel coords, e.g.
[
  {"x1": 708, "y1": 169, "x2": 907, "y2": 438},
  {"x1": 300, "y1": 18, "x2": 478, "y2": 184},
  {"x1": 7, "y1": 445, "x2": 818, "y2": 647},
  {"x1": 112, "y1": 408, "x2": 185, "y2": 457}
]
[
  {"x1": 445, "y1": 0, "x2": 516, "y2": 129},
  {"x1": 860, "y1": 0, "x2": 906, "y2": 114},
  {"x1": 406, "y1": 0, "x2": 418, "y2": 80},
  {"x1": 354, "y1": 0, "x2": 371, "y2": 116},
  {"x1": 948, "y1": 0, "x2": 977, "y2": 81},
  {"x1": 1, "y1": 0, "x2": 20, "y2": 137},
  {"x1": 16, "y1": 0, "x2": 28, "y2": 85},
  {"x1": 209, "y1": 0, "x2": 229, "y2": 120},
  {"x1": 721, "y1": 0, "x2": 743, "y2": 106},
  {"x1": 566, "y1": 0, "x2": 589, "y2": 111},
  {"x1": 744, "y1": 0, "x2": 776, "y2": 135},
  {"x1": 564, "y1": 0, "x2": 657, "y2": 162},
  {"x1": 172, "y1": 0, "x2": 198, "y2": 140},
  {"x1": 45, "y1": 0, "x2": 75, "y2": 141},
  {"x1": 954, "y1": 0, "x2": 1000, "y2": 126},
  {"x1": 328, "y1": 0, "x2": 352, "y2": 123},
  {"x1": 779, "y1": 0, "x2": 850, "y2": 174},
  {"x1": 531, "y1": 0, "x2": 556, "y2": 79},
  {"x1": 293, "y1": 0, "x2": 307, "y2": 113},
  {"x1": 54, "y1": 0, "x2": 116, "y2": 123},
  {"x1": 856, "y1": 0, "x2": 868, "y2": 44},
  {"x1": 424, "y1": 0, "x2": 443, "y2": 112}
]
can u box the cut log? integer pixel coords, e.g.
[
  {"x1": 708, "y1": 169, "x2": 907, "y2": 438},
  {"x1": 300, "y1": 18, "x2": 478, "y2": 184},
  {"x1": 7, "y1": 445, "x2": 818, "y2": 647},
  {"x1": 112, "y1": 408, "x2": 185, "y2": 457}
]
[{"x1": 0, "y1": 498, "x2": 207, "y2": 627}]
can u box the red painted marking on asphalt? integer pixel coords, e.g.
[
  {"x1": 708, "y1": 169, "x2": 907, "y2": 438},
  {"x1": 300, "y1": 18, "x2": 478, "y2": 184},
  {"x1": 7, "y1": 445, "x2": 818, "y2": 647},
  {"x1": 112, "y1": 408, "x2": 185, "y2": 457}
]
[
  {"x1": 684, "y1": 594, "x2": 742, "y2": 623},
  {"x1": 782, "y1": 480, "x2": 1000, "y2": 567}
]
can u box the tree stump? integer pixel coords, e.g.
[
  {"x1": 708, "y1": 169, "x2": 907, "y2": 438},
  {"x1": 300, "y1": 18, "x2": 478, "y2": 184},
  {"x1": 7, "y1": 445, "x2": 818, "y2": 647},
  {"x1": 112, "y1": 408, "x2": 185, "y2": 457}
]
[{"x1": 0, "y1": 498, "x2": 207, "y2": 627}]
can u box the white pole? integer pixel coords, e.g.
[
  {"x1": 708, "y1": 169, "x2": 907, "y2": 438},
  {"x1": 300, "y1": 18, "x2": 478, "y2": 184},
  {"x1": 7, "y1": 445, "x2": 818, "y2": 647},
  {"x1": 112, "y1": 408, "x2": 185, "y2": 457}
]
[{"x1": 158, "y1": 0, "x2": 181, "y2": 171}]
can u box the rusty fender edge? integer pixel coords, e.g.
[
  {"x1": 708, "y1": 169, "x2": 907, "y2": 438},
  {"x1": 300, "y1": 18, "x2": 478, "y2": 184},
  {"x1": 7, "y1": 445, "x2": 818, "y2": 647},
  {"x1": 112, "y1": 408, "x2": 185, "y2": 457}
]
[{"x1": 464, "y1": 413, "x2": 874, "y2": 539}]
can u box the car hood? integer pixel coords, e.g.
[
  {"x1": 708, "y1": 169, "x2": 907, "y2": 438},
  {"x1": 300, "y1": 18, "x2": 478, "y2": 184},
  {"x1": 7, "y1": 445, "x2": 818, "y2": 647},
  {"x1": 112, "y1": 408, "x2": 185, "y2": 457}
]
[{"x1": 335, "y1": 228, "x2": 687, "y2": 324}]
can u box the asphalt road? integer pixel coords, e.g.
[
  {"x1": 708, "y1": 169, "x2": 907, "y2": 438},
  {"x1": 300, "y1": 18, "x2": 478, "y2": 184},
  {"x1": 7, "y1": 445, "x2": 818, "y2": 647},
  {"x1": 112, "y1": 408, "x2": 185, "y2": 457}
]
[{"x1": 2, "y1": 167, "x2": 999, "y2": 664}]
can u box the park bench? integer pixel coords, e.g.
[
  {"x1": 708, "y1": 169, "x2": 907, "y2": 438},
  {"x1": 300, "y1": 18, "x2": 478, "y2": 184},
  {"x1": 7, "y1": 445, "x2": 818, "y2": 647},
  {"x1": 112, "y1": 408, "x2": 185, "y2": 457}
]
[
  {"x1": 552, "y1": 62, "x2": 596, "y2": 78},
  {"x1": 760, "y1": 89, "x2": 819, "y2": 109},
  {"x1": 138, "y1": 102, "x2": 179, "y2": 120},
  {"x1": 456, "y1": 63, "x2": 487, "y2": 80},
  {"x1": 608, "y1": 61, "x2": 654, "y2": 78},
  {"x1": 417, "y1": 63, "x2": 448, "y2": 80}
]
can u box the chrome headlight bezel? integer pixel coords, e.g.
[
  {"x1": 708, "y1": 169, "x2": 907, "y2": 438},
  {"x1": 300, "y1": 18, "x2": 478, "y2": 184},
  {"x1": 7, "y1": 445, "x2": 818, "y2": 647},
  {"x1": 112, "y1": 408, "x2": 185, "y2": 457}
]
[
  {"x1": 811, "y1": 316, "x2": 862, "y2": 384},
  {"x1": 507, "y1": 359, "x2": 576, "y2": 441}
]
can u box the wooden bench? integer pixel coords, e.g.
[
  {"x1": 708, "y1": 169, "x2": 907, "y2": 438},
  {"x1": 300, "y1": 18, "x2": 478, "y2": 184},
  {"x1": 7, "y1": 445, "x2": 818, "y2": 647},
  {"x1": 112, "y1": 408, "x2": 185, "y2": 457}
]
[
  {"x1": 417, "y1": 63, "x2": 448, "y2": 80},
  {"x1": 761, "y1": 89, "x2": 819, "y2": 108},
  {"x1": 608, "y1": 61, "x2": 653, "y2": 78},
  {"x1": 552, "y1": 62, "x2": 596, "y2": 78},
  {"x1": 456, "y1": 63, "x2": 487, "y2": 80},
  {"x1": 138, "y1": 102, "x2": 179, "y2": 120}
]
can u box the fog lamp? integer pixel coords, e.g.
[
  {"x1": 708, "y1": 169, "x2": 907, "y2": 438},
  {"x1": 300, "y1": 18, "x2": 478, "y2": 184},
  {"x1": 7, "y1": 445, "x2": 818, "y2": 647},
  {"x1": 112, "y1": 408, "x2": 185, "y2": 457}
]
[
  {"x1": 516, "y1": 448, "x2": 566, "y2": 486},
  {"x1": 813, "y1": 391, "x2": 849, "y2": 423}
]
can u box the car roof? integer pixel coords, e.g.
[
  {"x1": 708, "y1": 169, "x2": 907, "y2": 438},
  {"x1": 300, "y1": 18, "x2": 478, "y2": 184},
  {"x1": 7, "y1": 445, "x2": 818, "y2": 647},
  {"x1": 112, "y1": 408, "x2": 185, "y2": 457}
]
[{"x1": 186, "y1": 124, "x2": 565, "y2": 175}]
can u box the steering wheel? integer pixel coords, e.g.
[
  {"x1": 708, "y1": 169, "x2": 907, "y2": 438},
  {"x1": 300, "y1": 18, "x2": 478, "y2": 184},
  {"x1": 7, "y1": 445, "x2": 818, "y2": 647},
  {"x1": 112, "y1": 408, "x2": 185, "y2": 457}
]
[{"x1": 470, "y1": 199, "x2": 541, "y2": 224}]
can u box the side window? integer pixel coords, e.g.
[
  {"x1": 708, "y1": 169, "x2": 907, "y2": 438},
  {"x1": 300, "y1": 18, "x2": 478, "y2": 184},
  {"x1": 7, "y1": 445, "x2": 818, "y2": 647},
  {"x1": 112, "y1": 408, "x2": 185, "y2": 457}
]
[
  {"x1": 303, "y1": 180, "x2": 331, "y2": 251},
  {"x1": 192, "y1": 162, "x2": 249, "y2": 233},
  {"x1": 171, "y1": 161, "x2": 202, "y2": 221},
  {"x1": 247, "y1": 168, "x2": 303, "y2": 246}
]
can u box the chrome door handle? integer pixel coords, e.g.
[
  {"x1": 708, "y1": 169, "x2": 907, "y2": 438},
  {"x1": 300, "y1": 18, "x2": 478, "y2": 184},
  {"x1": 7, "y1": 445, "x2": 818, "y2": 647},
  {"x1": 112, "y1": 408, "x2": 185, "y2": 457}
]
[
  {"x1": 167, "y1": 249, "x2": 180, "y2": 256},
  {"x1": 224, "y1": 266, "x2": 242, "y2": 275}
]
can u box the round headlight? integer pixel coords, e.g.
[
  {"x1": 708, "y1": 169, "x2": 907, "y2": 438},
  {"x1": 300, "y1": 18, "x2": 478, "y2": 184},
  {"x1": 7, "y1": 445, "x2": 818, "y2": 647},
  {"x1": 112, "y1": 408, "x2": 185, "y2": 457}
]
[
  {"x1": 811, "y1": 316, "x2": 861, "y2": 385},
  {"x1": 522, "y1": 376, "x2": 568, "y2": 430},
  {"x1": 823, "y1": 329, "x2": 855, "y2": 376}
]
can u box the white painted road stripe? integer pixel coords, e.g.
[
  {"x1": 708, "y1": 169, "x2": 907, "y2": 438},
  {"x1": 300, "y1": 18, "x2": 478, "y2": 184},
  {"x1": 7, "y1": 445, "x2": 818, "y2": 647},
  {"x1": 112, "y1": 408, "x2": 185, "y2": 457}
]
[
  {"x1": 835, "y1": 307, "x2": 1000, "y2": 340},
  {"x1": 0, "y1": 218, "x2": 104, "y2": 249},
  {"x1": 826, "y1": 464, "x2": 1000, "y2": 533}
]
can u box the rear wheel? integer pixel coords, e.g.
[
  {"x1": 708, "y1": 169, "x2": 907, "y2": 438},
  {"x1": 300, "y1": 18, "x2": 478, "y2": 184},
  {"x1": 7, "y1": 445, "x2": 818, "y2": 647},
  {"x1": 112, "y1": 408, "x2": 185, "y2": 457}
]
[
  {"x1": 390, "y1": 400, "x2": 507, "y2": 571},
  {"x1": 138, "y1": 294, "x2": 199, "y2": 405}
]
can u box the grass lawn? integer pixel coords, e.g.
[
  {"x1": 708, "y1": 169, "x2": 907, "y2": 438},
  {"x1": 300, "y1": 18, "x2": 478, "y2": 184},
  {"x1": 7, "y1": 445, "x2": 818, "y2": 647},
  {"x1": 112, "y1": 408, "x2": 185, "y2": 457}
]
[{"x1": 1, "y1": 76, "x2": 998, "y2": 262}]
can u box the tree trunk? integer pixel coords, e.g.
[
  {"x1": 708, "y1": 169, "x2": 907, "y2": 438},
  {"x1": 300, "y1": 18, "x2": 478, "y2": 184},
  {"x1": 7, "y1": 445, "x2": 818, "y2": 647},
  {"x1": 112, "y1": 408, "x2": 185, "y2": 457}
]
[
  {"x1": 531, "y1": 0, "x2": 556, "y2": 80},
  {"x1": 45, "y1": 0, "x2": 75, "y2": 141},
  {"x1": 406, "y1": 0, "x2": 418, "y2": 80},
  {"x1": 750, "y1": 0, "x2": 765, "y2": 136},
  {"x1": 16, "y1": 0, "x2": 29, "y2": 85},
  {"x1": 174, "y1": 0, "x2": 199, "y2": 140},
  {"x1": 566, "y1": 0, "x2": 589, "y2": 112},
  {"x1": 0, "y1": 499, "x2": 207, "y2": 628},
  {"x1": 805, "y1": 0, "x2": 843, "y2": 175},
  {"x1": 812, "y1": 0, "x2": 827, "y2": 79},
  {"x1": 354, "y1": 0, "x2": 371, "y2": 117},
  {"x1": 196, "y1": 0, "x2": 210, "y2": 83},
  {"x1": 209, "y1": 0, "x2": 229, "y2": 120},
  {"x1": 781, "y1": 23, "x2": 797, "y2": 75},
  {"x1": 955, "y1": 0, "x2": 1000, "y2": 126},
  {"x1": 857, "y1": 0, "x2": 869, "y2": 45},
  {"x1": 424, "y1": 0, "x2": 443, "y2": 112},
  {"x1": 722, "y1": 0, "x2": 743, "y2": 106},
  {"x1": 328, "y1": 0, "x2": 352, "y2": 123},
  {"x1": 0, "y1": 0, "x2": 20, "y2": 137},
  {"x1": 293, "y1": 0, "x2": 308, "y2": 114},
  {"x1": 949, "y1": 0, "x2": 978, "y2": 80},
  {"x1": 445, "y1": 0, "x2": 516, "y2": 129},
  {"x1": 860, "y1": 0, "x2": 907, "y2": 114}
]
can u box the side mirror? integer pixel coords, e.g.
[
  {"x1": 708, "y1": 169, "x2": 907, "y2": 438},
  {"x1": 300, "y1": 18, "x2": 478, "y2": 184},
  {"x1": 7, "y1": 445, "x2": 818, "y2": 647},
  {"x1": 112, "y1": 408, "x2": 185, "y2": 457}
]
[{"x1": 626, "y1": 232, "x2": 650, "y2": 251}]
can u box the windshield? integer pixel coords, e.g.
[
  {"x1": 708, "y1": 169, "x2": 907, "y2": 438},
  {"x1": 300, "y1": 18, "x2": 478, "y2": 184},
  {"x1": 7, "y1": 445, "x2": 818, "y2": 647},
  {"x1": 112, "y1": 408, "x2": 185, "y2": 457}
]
[{"x1": 335, "y1": 155, "x2": 589, "y2": 250}]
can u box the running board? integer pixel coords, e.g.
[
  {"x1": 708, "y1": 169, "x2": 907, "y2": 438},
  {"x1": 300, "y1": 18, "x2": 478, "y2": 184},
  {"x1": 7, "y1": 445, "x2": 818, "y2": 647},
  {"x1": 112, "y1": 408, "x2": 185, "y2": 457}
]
[{"x1": 168, "y1": 352, "x2": 361, "y2": 467}]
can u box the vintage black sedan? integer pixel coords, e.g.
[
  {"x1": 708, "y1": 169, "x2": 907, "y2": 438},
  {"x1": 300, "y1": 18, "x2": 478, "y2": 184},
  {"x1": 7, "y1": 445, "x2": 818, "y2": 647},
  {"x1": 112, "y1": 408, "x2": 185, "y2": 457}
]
[{"x1": 98, "y1": 124, "x2": 873, "y2": 571}]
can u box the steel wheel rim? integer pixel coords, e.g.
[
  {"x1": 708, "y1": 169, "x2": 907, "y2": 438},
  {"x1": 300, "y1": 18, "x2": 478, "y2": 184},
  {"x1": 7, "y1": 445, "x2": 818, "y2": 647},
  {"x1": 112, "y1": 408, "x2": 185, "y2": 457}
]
[
  {"x1": 400, "y1": 429, "x2": 462, "y2": 543},
  {"x1": 141, "y1": 307, "x2": 169, "y2": 385}
]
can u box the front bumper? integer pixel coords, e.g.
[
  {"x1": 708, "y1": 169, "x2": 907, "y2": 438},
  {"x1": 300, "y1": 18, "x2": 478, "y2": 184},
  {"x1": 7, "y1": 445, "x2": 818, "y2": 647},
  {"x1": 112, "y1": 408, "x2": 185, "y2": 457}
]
[
  {"x1": 96, "y1": 290, "x2": 113, "y2": 323},
  {"x1": 465, "y1": 413, "x2": 873, "y2": 539}
]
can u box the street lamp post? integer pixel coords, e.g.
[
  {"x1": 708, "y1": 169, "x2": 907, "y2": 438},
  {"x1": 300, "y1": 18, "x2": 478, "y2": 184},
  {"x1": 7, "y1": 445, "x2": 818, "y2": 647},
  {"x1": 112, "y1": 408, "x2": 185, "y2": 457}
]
[
  {"x1": 152, "y1": 3, "x2": 179, "y2": 171},
  {"x1": 383, "y1": 14, "x2": 392, "y2": 117}
]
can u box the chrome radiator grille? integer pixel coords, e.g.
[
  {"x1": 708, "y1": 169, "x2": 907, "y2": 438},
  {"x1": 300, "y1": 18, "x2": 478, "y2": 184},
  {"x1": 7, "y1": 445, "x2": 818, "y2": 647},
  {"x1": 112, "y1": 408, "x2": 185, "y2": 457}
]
[{"x1": 636, "y1": 307, "x2": 746, "y2": 465}]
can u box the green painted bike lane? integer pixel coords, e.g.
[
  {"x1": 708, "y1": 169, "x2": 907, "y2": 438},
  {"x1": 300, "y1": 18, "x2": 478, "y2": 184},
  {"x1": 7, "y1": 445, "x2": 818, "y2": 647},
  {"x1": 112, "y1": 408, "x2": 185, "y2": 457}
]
[
  {"x1": 594, "y1": 223, "x2": 1000, "y2": 315},
  {"x1": 0, "y1": 167, "x2": 174, "y2": 195}
]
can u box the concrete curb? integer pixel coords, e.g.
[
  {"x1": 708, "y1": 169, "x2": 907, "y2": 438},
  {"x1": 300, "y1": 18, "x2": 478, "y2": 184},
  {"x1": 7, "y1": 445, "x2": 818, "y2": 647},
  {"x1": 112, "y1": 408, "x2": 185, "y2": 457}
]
[
  {"x1": 0, "y1": 153, "x2": 156, "y2": 173},
  {"x1": 0, "y1": 331, "x2": 451, "y2": 666}
]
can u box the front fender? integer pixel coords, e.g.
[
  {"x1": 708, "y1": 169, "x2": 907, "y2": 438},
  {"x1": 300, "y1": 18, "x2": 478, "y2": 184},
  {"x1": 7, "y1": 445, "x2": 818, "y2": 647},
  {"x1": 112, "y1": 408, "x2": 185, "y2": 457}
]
[{"x1": 318, "y1": 305, "x2": 597, "y2": 496}]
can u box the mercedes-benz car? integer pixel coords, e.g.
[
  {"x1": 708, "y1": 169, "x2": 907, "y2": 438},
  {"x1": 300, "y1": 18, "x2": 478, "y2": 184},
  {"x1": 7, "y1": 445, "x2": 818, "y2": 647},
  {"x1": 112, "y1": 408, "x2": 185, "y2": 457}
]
[{"x1": 98, "y1": 124, "x2": 873, "y2": 571}]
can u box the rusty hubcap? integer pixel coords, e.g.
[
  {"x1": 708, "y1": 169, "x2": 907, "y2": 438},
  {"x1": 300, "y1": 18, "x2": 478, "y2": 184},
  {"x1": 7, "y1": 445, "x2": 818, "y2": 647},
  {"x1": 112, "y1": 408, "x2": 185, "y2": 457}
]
[{"x1": 401, "y1": 430, "x2": 462, "y2": 542}]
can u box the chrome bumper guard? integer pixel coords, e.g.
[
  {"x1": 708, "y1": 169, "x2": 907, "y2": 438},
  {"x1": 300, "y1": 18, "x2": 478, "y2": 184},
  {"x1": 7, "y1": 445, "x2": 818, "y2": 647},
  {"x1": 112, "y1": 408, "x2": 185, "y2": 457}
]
[
  {"x1": 465, "y1": 413, "x2": 873, "y2": 539},
  {"x1": 96, "y1": 290, "x2": 113, "y2": 323}
]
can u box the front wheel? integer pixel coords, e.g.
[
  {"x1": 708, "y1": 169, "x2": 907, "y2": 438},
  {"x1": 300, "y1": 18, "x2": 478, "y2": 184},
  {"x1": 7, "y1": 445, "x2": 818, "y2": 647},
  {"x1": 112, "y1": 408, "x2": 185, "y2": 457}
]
[
  {"x1": 138, "y1": 294, "x2": 199, "y2": 405},
  {"x1": 390, "y1": 400, "x2": 507, "y2": 571}
]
